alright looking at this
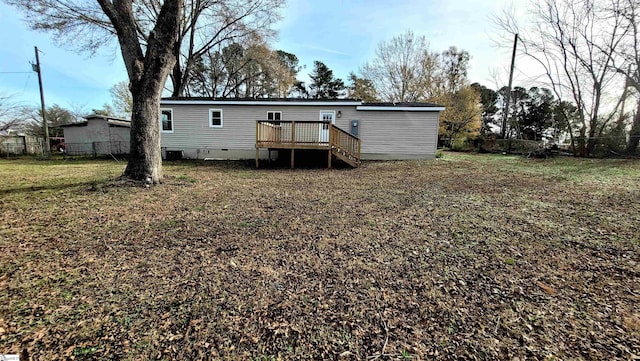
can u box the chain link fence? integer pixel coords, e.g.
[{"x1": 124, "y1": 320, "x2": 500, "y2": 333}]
[
  {"x1": 473, "y1": 135, "x2": 639, "y2": 157},
  {"x1": 64, "y1": 141, "x2": 129, "y2": 157},
  {"x1": 0, "y1": 136, "x2": 45, "y2": 157}
]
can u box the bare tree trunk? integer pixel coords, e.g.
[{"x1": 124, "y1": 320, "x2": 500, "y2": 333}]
[
  {"x1": 566, "y1": 120, "x2": 577, "y2": 156},
  {"x1": 171, "y1": 60, "x2": 185, "y2": 97},
  {"x1": 98, "y1": 0, "x2": 182, "y2": 184},
  {"x1": 577, "y1": 127, "x2": 587, "y2": 157},
  {"x1": 124, "y1": 89, "x2": 163, "y2": 183},
  {"x1": 586, "y1": 122, "x2": 598, "y2": 157},
  {"x1": 626, "y1": 100, "x2": 640, "y2": 154}
]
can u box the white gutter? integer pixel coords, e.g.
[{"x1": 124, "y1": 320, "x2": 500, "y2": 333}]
[
  {"x1": 160, "y1": 100, "x2": 362, "y2": 106},
  {"x1": 356, "y1": 106, "x2": 445, "y2": 111},
  {"x1": 160, "y1": 99, "x2": 445, "y2": 111}
]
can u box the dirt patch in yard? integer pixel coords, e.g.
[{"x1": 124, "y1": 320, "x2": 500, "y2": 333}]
[{"x1": 0, "y1": 154, "x2": 639, "y2": 360}]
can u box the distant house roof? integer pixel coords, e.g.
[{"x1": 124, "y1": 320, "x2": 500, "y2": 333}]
[
  {"x1": 160, "y1": 97, "x2": 444, "y2": 111},
  {"x1": 61, "y1": 114, "x2": 131, "y2": 128}
]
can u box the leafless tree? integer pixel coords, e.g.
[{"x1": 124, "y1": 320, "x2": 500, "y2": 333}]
[
  {"x1": 360, "y1": 31, "x2": 440, "y2": 102},
  {"x1": 6, "y1": 0, "x2": 284, "y2": 182},
  {"x1": 164, "y1": 0, "x2": 285, "y2": 96},
  {"x1": 611, "y1": 0, "x2": 640, "y2": 153},
  {"x1": 188, "y1": 37, "x2": 296, "y2": 98},
  {"x1": 494, "y1": 0, "x2": 630, "y2": 156},
  {"x1": 0, "y1": 94, "x2": 25, "y2": 133},
  {"x1": 6, "y1": 0, "x2": 183, "y2": 182},
  {"x1": 109, "y1": 80, "x2": 133, "y2": 118}
]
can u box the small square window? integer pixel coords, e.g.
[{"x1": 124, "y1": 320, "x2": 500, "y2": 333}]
[
  {"x1": 267, "y1": 111, "x2": 282, "y2": 125},
  {"x1": 160, "y1": 109, "x2": 173, "y2": 133},
  {"x1": 267, "y1": 111, "x2": 282, "y2": 121},
  {"x1": 209, "y1": 109, "x2": 223, "y2": 128}
]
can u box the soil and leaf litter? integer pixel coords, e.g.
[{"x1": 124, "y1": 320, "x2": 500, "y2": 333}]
[{"x1": 0, "y1": 154, "x2": 638, "y2": 360}]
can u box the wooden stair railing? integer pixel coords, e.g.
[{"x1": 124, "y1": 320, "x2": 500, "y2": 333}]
[
  {"x1": 255, "y1": 120, "x2": 361, "y2": 168},
  {"x1": 329, "y1": 124, "x2": 361, "y2": 167}
]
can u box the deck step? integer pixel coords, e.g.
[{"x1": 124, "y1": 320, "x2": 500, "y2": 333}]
[{"x1": 332, "y1": 147, "x2": 359, "y2": 167}]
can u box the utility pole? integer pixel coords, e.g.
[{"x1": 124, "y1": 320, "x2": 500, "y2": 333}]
[
  {"x1": 502, "y1": 33, "x2": 518, "y2": 139},
  {"x1": 33, "y1": 46, "x2": 50, "y2": 155}
]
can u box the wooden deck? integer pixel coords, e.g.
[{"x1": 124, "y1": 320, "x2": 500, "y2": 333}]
[{"x1": 255, "y1": 120, "x2": 361, "y2": 168}]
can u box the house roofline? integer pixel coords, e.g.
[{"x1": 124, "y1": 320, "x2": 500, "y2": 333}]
[
  {"x1": 83, "y1": 113, "x2": 131, "y2": 122},
  {"x1": 61, "y1": 119, "x2": 131, "y2": 128},
  {"x1": 160, "y1": 98, "x2": 444, "y2": 111},
  {"x1": 356, "y1": 106, "x2": 445, "y2": 111},
  {"x1": 160, "y1": 99, "x2": 362, "y2": 106}
]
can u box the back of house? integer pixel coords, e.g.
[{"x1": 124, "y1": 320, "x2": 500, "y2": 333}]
[{"x1": 158, "y1": 98, "x2": 443, "y2": 163}]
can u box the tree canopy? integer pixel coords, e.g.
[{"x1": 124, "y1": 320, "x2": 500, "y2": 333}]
[
  {"x1": 187, "y1": 41, "x2": 301, "y2": 98},
  {"x1": 308, "y1": 61, "x2": 345, "y2": 99},
  {"x1": 360, "y1": 31, "x2": 439, "y2": 102},
  {"x1": 24, "y1": 104, "x2": 78, "y2": 138},
  {"x1": 0, "y1": 94, "x2": 24, "y2": 134},
  {"x1": 109, "y1": 81, "x2": 133, "y2": 118},
  {"x1": 347, "y1": 73, "x2": 378, "y2": 102}
]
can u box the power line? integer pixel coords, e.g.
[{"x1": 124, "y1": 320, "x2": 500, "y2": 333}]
[
  {"x1": 22, "y1": 72, "x2": 33, "y2": 92},
  {"x1": 0, "y1": 71, "x2": 32, "y2": 74}
]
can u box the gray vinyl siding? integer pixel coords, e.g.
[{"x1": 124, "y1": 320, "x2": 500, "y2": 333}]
[
  {"x1": 355, "y1": 111, "x2": 439, "y2": 157},
  {"x1": 161, "y1": 105, "x2": 359, "y2": 155},
  {"x1": 160, "y1": 103, "x2": 440, "y2": 159},
  {"x1": 63, "y1": 119, "x2": 131, "y2": 155},
  {"x1": 63, "y1": 119, "x2": 130, "y2": 144},
  {"x1": 64, "y1": 120, "x2": 109, "y2": 144}
]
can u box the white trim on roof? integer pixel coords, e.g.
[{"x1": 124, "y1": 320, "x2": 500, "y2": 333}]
[
  {"x1": 160, "y1": 100, "x2": 362, "y2": 106},
  {"x1": 356, "y1": 106, "x2": 445, "y2": 111}
]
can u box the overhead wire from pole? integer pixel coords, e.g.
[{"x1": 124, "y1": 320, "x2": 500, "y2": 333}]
[{"x1": 502, "y1": 33, "x2": 518, "y2": 139}]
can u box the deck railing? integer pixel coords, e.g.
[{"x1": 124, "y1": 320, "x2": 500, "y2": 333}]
[
  {"x1": 256, "y1": 120, "x2": 360, "y2": 167},
  {"x1": 330, "y1": 125, "x2": 360, "y2": 164},
  {"x1": 256, "y1": 121, "x2": 281, "y2": 146},
  {"x1": 256, "y1": 120, "x2": 331, "y2": 148}
]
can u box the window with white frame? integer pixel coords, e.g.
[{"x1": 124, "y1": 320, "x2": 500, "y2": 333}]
[
  {"x1": 267, "y1": 111, "x2": 282, "y2": 121},
  {"x1": 160, "y1": 108, "x2": 173, "y2": 133},
  {"x1": 209, "y1": 109, "x2": 223, "y2": 128}
]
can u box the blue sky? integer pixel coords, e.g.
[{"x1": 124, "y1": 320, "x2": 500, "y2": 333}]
[{"x1": 0, "y1": 0, "x2": 518, "y2": 112}]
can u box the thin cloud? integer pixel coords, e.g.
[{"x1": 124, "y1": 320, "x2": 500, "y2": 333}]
[{"x1": 301, "y1": 44, "x2": 350, "y2": 56}]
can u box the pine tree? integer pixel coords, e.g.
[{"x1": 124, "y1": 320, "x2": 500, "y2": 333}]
[{"x1": 309, "y1": 61, "x2": 345, "y2": 99}]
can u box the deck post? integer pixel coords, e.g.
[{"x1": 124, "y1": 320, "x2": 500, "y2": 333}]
[
  {"x1": 328, "y1": 124, "x2": 333, "y2": 169},
  {"x1": 357, "y1": 137, "x2": 361, "y2": 166},
  {"x1": 255, "y1": 121, "x2": 259, "y2": 168},
  {"x1": 291, "y1": 121, "x2": 295, "y2": 169},
  {"x1": 255, "y1": 147, "x2": 259, "y2": 168}
]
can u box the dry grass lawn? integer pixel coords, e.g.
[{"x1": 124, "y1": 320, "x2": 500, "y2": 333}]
[{"x1": 0, "y1": 153, "x2": 639, "y2": 360}]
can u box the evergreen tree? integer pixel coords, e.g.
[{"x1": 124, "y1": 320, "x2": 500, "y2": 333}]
[
  {"x1": 309, "y1": 61, "x2": 345, "y2": 99},
  {"x1": 347, "y1": 73, "x2": 377, "y2": 101}
]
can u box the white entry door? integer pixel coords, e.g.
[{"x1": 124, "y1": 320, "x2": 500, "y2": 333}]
[{"x1": 319, "y1": 111, "x2": 336, "y2": 143}]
